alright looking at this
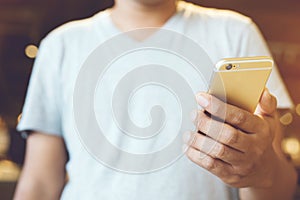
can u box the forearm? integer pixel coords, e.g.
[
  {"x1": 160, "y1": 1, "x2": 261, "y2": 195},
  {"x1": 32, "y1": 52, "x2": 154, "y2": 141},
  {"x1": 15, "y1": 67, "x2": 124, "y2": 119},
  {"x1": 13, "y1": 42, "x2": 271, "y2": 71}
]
[
  {"x1": 239, "y1": 148, "x2": 297, "y2": 200},
  {"x1": 14, "y1": 176, "x2": 64, "y2": 200},
  {"x1": 14, "y1": 132, "x2": 67, "y2": 200}
]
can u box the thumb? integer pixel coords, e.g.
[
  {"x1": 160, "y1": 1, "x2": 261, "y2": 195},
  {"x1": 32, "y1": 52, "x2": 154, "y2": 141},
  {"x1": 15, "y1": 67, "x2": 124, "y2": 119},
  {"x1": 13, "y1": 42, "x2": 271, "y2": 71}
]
[{"x1": 255, "y1": 88, "x2": 277, "y2": 116}]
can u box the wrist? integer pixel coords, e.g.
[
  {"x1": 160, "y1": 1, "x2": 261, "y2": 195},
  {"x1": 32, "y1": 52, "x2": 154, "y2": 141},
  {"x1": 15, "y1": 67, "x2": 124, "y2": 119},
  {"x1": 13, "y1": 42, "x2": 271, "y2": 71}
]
[{"x1": 239, "y1": 146, "x2": 297, "y2": 200}]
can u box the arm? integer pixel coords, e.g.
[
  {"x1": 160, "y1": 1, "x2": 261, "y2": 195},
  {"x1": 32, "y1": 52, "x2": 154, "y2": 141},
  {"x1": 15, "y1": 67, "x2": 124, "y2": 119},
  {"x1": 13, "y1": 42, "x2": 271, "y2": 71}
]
[
  {"x1": 14, "y1": 132, "x2": 68, "y2": 200},
  {"x1": 184, "y1": 89, "x2": 297, "y2": 200},
  {"x1": 239, "y1": 101, "x2": 297, "y2": 199},
  {"x1": 239, "y1": 132, "x2": 297, "y2": 199}
]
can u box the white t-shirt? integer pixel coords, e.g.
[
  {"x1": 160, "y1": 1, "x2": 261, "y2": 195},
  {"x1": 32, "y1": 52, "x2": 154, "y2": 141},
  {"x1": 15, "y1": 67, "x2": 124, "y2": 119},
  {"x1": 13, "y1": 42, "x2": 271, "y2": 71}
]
[{"x1": 18, "y1": 1, "x2": 293, "y2": 199}]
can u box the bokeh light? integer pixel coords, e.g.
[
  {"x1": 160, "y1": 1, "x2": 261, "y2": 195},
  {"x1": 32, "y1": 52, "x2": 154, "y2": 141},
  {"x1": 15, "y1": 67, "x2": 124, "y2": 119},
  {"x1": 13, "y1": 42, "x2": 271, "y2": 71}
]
[
  {"x1": 17, "y1": 113, "x2": 22, "y2": 124},
  {"x1": 280, "y1": 112, "x2": 293, "y2": 125},
  {"x1": 282, "y1": 138, "x2": 300, "y2": 159},
  {"x1": 296, "y1": 104, "x2": 300, "y2": 116},
  {"x1": 25, "y1": 44, "x2": 38, "y2": 59}
]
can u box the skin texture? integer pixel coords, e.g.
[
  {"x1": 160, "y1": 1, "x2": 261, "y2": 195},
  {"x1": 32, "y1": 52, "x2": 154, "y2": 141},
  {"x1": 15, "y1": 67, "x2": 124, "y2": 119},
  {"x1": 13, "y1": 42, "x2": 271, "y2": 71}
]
[
  {"x1": 110, "y1": 0, "x2": 177, "y2": 31},
  {"x1": 14, "y1": 1, "x2": 297, "y2": 199},
  {"x1": 13, "y1": 133, "x2": 67, "y2": 200},
  {"x1": 184, "y1": 89, "x2": 297, "y2": 199}
]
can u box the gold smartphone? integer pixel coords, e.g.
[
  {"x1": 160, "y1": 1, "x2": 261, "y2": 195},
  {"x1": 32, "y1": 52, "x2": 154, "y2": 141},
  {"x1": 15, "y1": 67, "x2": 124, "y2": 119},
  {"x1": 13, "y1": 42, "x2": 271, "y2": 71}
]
[{"x1": 208, "y1": 56, "x2": 273, "y2": 113}]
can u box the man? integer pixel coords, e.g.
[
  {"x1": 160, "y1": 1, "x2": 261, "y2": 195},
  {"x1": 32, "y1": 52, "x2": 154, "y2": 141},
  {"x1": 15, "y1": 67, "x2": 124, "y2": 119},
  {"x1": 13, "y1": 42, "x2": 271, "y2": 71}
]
[{"x1": 14, "y1": 0, "x2": 297, "y2": 199}]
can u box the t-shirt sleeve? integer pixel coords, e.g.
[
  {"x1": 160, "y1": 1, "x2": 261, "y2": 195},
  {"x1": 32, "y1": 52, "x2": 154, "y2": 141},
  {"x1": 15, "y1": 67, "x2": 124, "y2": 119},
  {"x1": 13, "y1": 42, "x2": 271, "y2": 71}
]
[
  {"x1": 238, "y1": 21, "x2": 294, "y2": 109},
  {"x1": 17, "y1": 34, "x2": 63, "y2": 136}
]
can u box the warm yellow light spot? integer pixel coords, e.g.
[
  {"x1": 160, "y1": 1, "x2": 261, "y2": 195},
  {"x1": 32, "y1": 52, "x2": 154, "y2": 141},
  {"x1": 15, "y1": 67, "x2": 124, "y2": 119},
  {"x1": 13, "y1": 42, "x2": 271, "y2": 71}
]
[
  {"x1": 296, "y1": 104, "x2": 300, "y2": 116},
  {"x1": 279, "y1": 112, "x2": 293, "y2": 125},
  {"x1": 282, "y1": 138, "x2": 300, "y2": 158},
  {"x1": 25, "y1": 44, "x2": 38, "y2": 59},
  {"x1": 0, "y1": 160, "x2": 20, "y2": 181},
  {"x1": 17, "y1": 113, "x2": 22, "y2": 124}
]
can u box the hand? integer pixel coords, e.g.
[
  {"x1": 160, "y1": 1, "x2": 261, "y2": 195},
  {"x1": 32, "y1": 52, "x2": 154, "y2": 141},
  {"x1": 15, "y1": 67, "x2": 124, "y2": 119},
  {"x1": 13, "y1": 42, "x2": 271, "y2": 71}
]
[{"x1": 184, "y1": 88, "x2": 279, "y2": 188}]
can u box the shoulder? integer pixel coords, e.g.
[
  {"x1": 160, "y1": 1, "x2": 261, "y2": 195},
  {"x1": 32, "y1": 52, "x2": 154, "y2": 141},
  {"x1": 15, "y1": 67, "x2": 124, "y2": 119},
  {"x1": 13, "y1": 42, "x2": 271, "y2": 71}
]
[
  {"x1": 179, "y1": 1, "x2": 254, "y2": 28},
  {"x1": 41, "y1": 9, "x2": 109, "y2": 44}
]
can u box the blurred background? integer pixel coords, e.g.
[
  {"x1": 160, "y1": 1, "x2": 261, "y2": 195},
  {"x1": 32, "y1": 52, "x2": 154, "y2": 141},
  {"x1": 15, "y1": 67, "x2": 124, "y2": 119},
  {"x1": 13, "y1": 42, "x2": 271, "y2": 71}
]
[{"x1": 0, "y1": 0, "x2": 299, "y2": 199}]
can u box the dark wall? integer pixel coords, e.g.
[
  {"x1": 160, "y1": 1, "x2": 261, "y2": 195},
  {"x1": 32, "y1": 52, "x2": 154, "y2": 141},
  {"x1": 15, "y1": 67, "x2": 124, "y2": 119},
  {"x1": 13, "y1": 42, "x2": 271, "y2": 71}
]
[
  {"x1": 0, "y1": 0, "x2": 114, "y2": 165},
  {"x1": 0, "y1": 0, "x2": 113, "y2": 127}
]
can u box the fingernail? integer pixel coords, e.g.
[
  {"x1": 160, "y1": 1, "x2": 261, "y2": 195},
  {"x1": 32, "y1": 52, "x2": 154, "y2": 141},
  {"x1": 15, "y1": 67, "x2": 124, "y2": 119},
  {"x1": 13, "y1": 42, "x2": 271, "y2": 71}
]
[
  {"x1": 265, "y1": 88, "x2": 270, "y2": 94},
  {"x1": 196, "y1": 94, "x2": 209, "y2": 108},
  {"x1": 190, "y1": 110, "x2": 198, "y2": 123},
  {"x1": 183, "y1": 131, "x2": 192, "y2": 144},
  {"x1": 263, "y1": 88, "x2": 272, "y2": 100}
]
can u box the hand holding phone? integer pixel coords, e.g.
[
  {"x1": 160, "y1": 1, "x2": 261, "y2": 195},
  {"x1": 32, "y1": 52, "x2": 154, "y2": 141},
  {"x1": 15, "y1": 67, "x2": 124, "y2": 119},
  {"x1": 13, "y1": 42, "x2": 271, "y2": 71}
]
[
  {"x1": 186, "y1": 58, "x2": 284, "y2": 190},
  {"x1": 208, "y1": 56, "x2": 273, "y2": 113}
]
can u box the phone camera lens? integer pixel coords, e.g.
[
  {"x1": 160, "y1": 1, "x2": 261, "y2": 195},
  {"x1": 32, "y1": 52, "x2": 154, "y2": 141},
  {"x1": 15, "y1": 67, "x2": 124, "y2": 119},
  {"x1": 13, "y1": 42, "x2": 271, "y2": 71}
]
[{"x1": 226, "y1": 64, "x2": 233, "y2": 70}]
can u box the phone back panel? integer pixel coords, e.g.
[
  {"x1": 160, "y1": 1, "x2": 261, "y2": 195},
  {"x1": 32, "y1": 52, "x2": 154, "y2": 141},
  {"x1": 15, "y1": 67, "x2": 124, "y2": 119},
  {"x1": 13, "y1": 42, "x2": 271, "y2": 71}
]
[{"x1": 209, "y1": 57, "x2": 273, "y2": 113}]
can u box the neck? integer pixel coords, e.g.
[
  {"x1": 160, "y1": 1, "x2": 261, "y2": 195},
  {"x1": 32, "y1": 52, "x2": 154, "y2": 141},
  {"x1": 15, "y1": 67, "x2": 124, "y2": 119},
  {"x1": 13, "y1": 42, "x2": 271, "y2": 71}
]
[{"x1": 111, "y1": 0, "x2": 178, "y2": 32}]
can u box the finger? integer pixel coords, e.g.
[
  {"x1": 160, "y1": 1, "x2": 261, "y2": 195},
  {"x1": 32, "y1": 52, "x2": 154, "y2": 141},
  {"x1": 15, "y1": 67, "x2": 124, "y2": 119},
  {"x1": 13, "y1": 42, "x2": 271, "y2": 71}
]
[
  {"x1": 185, "y1": 146, "x2": 235, "y2": 179},
  {"x1": 195, "y1": 111, "x2": 252, "y2": 152},
  {"x1": 256, "y1": 88, "x2": 277, "y2": 117},
  {"x1": 189, "y1": 132, "x2": 246, "y2": 164},
  {"x1": 196, "y1": 92, "x2": 266, "y2": 133}
]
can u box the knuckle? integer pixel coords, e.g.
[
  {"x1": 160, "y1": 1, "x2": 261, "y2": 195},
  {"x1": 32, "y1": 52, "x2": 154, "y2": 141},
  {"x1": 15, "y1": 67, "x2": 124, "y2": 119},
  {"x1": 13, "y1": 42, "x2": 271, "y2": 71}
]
[
  {"x1": 197, "y1": 115, "x2": 205, "y2": 130},
  {"x1": 186, "y1": 148, "x2": 194, "y2": 161},
  {"x1": 197, "y1": 113, "x2": 210, "y2": 133},
  {"x1": 214, "y1": 143, "x2": 226, "y2": 158},
  {"x1": 223, "y1": 128, "x2": 239, "y2": 145},
  {"x1": 231, "y1": 111, "x2": 246, "y2": 125},
  {"x1": 202, "y1": 155, "x2": 216, "y2": 170},
  {"x1": 190, "y1": 133, "x2": 198, "y2": 146},
  {"x1": 188, "y1": 149, "x2": 217, "y2": 171},
  {"x1": 210, "y1": 99, "x2": 224, "y2": 116}
]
